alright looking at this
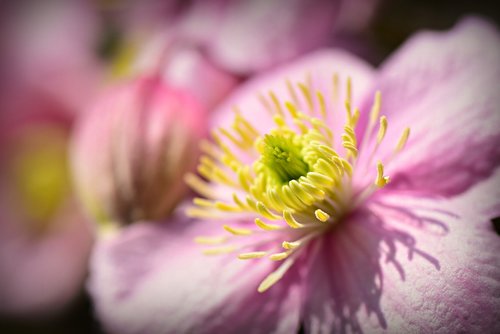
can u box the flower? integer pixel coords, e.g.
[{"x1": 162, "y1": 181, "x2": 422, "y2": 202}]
[
  {"x1": 71, "y1": 76, "x2": 208, "y2": 226},
  {"x1": 115, "y1": 0, "x2": 381, "y2": 98},
  {"x1": 0, "y1": 0, "x2": 100, "y2": 317},
  {"x1": 88, "y1": 17, "x2": 500, "y2": 333},
  {"x1": 190, "y1": 0, "x2": 380, "y2": 74}
]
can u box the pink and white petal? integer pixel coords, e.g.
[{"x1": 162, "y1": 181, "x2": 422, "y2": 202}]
[
  {"x1": 302, "y1": 208, "x2": 392, "y2": 333},
  {"x1": 372, "y1": 17, "x2": 500, "y2": 197},
  {"x1": 133, "y1": 31, "x2": 239, "y2": 110},
  {"x1": 89, "y1": 213, "x2": 303, "y2": 334},
  {"x1": 303, "y1": 168, "x2": 500, "y2": 333},
  {"x1": 206, "y1": 0, "x2": 339, "y2": 74},
  {"x1": 0, "y1": 201, "x2": 94, "y2": 316},
  {"x1": 2, "y1": 0, "x2": 103, "y2": 113},
  {"x1": 212, "y1": 49, "x2": 375, "y2": 160}
]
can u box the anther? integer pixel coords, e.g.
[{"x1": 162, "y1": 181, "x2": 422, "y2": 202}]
[{"x1": 314, "y1": 209, "x2": 330, "y2": 222}]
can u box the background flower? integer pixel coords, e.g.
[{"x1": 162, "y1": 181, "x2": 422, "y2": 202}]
[
  {"x1": 0, "y1": 0, "x2": 102, "y2": 322},
  {"x1": 72, "y1": 76, "x2": 208, "y2": 227}
]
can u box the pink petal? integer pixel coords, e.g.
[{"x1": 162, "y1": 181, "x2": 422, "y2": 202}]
[
  {"x1": 133, "y1": 32, "x2": 239, "y2": 110},
  {"x1": 303, "y1": 168, "x2": 500, "y2": 333},
  {"x1": 0, "y1": 201, "x2": 94, "y2": 316},
  {"x1": 1, "y1": 0, "x2": 103, "y2": 113},
  {"x1": 206, "y1": 0, "x2": 339, "y2": 74},
  {"x1": 373, "y1": 17, "x2": 500, "y2": 197},
  {"x1": 89, "y1": 211, "x2": 303, "y2": 334}
]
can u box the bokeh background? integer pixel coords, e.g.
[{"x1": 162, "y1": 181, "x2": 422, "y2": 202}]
[{"x1": 0, "y1": 0, "x2": 498, "y2": 333}]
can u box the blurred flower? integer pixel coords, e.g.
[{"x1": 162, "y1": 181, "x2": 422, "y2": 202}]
[
  {"x1": 72, "y1": 76, "x2": 208, "y2": 226},
  {"x1": 169, "y1": 0, "x2": 377, "y2": 74},
  {"x1": 0, "y1": 0, "x2": 103, "y2": 112},
  {"x1": 110, "y1": 0, "x2": 381, "y2": 109},
  {"x1": 89, "y1": 17, "x2": 500, "y2": 333},
  {"x1": 0, "y1": 0, "x2": 102, "y2": 318},
  {"x1": 0, "y1": 107, "x2": 95, "y2": 318},
  {"x1": 132, "y1": 33, "x2": 239, "y2": 110}
]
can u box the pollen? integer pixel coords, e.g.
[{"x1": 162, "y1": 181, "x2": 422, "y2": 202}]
[{"x1": 186, "y1": 73, "x2": 410, "y2": 293}]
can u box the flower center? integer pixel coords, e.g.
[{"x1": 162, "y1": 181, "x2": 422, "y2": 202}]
[
  {"x1": 10, "y1": 126, "x2": 71, "y2": 232},
  {"x1": 186, "y1": 73, "x2": 410, "y2": 292},
  {"x1": 259, "y1": 133, "x2": 310, "y2": 184}
]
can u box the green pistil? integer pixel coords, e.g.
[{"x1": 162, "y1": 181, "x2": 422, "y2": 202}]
[{"x1": 260, "y1": 134, "x2": 309, "y2": 183}]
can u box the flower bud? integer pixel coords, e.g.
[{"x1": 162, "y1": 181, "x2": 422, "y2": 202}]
[{"x1": 72, "y1": 76, "x2": 207, "y2": 225}]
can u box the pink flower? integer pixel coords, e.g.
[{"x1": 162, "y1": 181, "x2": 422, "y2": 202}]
[
  {"x1": 124, "y1": 0, "x2": 380, "y2": 109},
  {"x1": 132, "y1": 32, "x2": 240, "y2": 110},
  {"x1": 88, "y1": 17, "x2": 500, "y2": 333},
  {"x1": 0, "y1": 0, "x2": 101, "y2": 317},
  {"x1": 71, "y1": 76, "x2": 208, "y2": 226},
  {"x1": 0, "y1": 108, "x2": 95, "y2": 318},
  {"x1": 172, "y1": 0, "x2": 377, "y2": 74}
]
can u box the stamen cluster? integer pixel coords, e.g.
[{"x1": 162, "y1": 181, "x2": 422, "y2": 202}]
[{"x1": 186, "y1": 73, "x2": 410, "y2": 292}]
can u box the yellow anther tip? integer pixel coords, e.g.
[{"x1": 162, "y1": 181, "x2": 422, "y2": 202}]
[
  {"x1": 238, "y1": 251, "x2": 267, "y2": 260},
  {"x1": 375, "y1": 162, "x2": 390, "y2": 188},
  {"x1": 223, "y1": 225, "x2": 253, "y2": 236},
  {"x1": 255, "y1": 218, "x2": 281, "y2": 231},
  {"x1": 269, "y1": 252, "x2": 289, "y2": 261},
  {"x1": 314, "y1": 209, "x2": 330, "y2": 222},
  {"x1": 258, "y1": 274, "x2": 279, "y2": 293},
  {"x1": 282, "y1": 241, "x2": 300, "y2": 250}
]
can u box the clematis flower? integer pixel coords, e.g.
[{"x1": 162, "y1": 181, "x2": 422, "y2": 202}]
[
  {"x1": 71, "y1": 76, "x2": 208, "y2": 226},
  {"x1": 132, "y1": 33, "x2": 239, "y2": 110},
  {"x1": 0, "y1": 0, "x2": 101, "y2": 318},
  {"x1": 89, "y1": 17, "x2": 500, "y2": 333},
  {"x1": 0, "y1": 108, "x2": 95, "y2": 318}
]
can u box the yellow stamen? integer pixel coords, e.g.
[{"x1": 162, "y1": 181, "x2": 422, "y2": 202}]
[
  {"x1": 298, "y1": 82, "x2": 314, "y2": 112},
  {"x1": 215, "y1": 202, "x2": 241, "y2": 212},
  {"x1": 185, "y1": 174, "x2": 214, "y2": 199},
  {"x1": 194, "y1": 236, "x2": 228, "y2": 245},
  {"x1": 316, "y1": 91, "x2": 327, "y2": 119},
  {"x1": 269, "y1": 251, "x2": 291, "y2": 261},
  {"x1": 286, "y1": 79, "x2": 299, "y2": 104},
  {"x1": 396, "y1": 127, "x2": 411, "y2": 152},
  {"x1": 283, "y1": 210, "x2": 303, "y2": 228},
  {"x1": 314, "y1": 209, "x2": 330, "y2": 222},
  {"x1": 255, "y1": 218, "x2": 282, "y2": 231},
  {"x1": 370, "y1": 91, "x2": 382, "y2": 125},
  {"x1": 377, "y1": 116, "x2": 388, "y2": 143},
  {"x1": 258, "y1": 258, "x2": 295, "y2": 293},
  {"x1": 269, "y1": 91, "x2": 284, "y2": 115},
  {"x1": 258, "y1": 93, "x2": 273, "y2": 115},
  {"x1": 200, "y1": 140, "x2": 220, "y2": 159},
  {"x1": 282, "y1": 240, "x2": 300, "y2": 249},
  {"x1": 238, "y1": 251, "x2": 268, "y2": 260},
  {"x1": 375, "y1": 162, "x2": 390, "y2": 188},
  {"x1": 223, "y1": 225, "x2": 253, "y2": 236},
  {"x1": 346, "y1": 77, "x2": 352, "y2": 106},
  {"x1": 193, "y1": 197, "x2": 214, "y2": 208},
  {"x1": 203, "y1": 246, "x2": 237, "y2": 255}
]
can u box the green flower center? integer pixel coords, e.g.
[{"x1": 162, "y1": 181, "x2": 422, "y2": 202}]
[{"x1": 259, "y1": 134, "x2": 309, "y2": 184}]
